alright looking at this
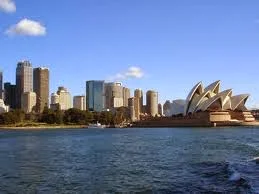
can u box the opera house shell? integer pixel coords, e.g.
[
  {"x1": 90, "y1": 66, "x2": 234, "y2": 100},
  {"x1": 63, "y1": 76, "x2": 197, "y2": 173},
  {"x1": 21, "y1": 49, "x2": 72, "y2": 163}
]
[{"x1": 170, "y1": 81, "x2": 255, "y2": 122}]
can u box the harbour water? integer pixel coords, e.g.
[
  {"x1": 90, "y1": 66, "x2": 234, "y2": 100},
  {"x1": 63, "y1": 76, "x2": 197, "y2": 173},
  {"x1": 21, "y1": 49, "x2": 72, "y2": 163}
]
[{"x1": 0, "y1": 127, "x2": 259, "y2": 193}]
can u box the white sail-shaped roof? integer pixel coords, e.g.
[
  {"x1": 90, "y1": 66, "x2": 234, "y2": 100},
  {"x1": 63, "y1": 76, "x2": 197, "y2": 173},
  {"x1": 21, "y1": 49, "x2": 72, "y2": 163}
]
[
  {"x1": 184, "y1": 82, "x2": 203, "y2": 115},
  {"x1": 170, "y1": 81, "x2": 250, "y2": 116},
  {"x1": 188, "y1": 91, "x2": 211, "y2": 114},
  {"x1": 198, "y1": 95, "x2": 223, "y2": 112},
  {"x1": 231, "y1": 94, "x2": 249, "y2": 111},
  {"x1": 197, "y1": 90, "x2": 231, "y2": 112},
  {"x1": 204, "y1": 80, "x2": 220, "y2": 95}
]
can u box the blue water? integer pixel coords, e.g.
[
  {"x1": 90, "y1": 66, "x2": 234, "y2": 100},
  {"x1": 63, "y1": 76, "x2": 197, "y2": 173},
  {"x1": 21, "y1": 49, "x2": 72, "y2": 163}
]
[{"x1": 0, "y1": 127, "x2": 259, "y2": 193}]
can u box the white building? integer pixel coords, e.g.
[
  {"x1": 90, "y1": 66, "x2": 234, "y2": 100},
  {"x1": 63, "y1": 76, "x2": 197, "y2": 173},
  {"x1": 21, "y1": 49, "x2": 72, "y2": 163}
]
[
  {"x1": 51, "y1": 87, "x2": 72, "y2": 110},
  {"x1": 0, "y1": 99, "x2": 9, "y2": 113},
  {"x1": 172, "y1": 80, "x2": 252, "y2": 116},
  {"x1": 21, "y1": 92, "x2": 36, "y2": 113}
]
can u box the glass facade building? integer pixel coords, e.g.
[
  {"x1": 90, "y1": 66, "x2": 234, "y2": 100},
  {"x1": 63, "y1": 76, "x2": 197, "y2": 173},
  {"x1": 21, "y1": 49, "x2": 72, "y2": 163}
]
[
  {"x1": 86, "y1": 80, "x2": 105, "y2": 112},
  {"x1": 4, "y1": 83, "x2": 16, "y2": 109}
]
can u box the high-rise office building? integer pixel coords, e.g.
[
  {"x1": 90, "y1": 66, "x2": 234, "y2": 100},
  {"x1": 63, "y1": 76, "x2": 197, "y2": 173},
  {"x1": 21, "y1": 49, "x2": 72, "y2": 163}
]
[
  {"x1": 123, "y1": 87, "x2": 130, "y2": 107},
  {"x1": 4, "y1": 83, "x2": 16, "y2": 109},
  {"x1": 86, "y1": 80, "x2": 105, "y2": 112},
  {"x1": 146, "y1": 90, "x2": 158, "y2": 117},
  {"x1": 73, "y1": 96, "x2": 86, "y2": 110},
  {"x1": 21, "y1": 92, "x2": 36, "y2": 113},
  {"x1": 33, "y1": 67, "x2": 49, "y2": 113},
  {"x1": 0, "y1": 71, "x2": 3, "y2": 99},
  {"x1": 16, "y1": 61, "x2": 33, "y2": 109},
  {"x1": 105, "y1": 82, "x2": 124, "y2": 109},
  {"x1": 128, "y1": 97, "x2": 136, "y2": 121},
  {"x1": 134, "y1": 89, "x2": 143, "y2": 113},
  {"x1": 128, "y1": 97, "x2": 140, "y2": 121}
]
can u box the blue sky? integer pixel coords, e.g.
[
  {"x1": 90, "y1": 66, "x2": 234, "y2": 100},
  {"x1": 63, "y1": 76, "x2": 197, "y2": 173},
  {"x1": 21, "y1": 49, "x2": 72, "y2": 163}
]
[{"x1": 1, "y1": 0, "x2": 259, "y2": 107}]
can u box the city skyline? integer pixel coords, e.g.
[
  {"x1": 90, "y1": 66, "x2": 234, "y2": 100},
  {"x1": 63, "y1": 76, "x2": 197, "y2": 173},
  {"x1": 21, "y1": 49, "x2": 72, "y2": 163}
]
[{"x1": 1, "y1": 0, "x2": 259, "y2": 107}]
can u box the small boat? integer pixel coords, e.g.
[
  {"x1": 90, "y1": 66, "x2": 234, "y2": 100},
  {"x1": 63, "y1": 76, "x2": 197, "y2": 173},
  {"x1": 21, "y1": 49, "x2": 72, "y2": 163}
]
[
  {"x1": 88, "y1": 122, "x2": 106, "y2": 129},
  {"x1": 252, "y1": 157, "x2": 259, "y2": 163}
]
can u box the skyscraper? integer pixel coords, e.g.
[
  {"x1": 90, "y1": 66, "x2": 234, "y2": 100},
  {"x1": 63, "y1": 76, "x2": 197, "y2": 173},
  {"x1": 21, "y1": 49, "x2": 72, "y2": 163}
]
[
  {"x1": 128, "y1": 97, "x2": 140, "y2": 121},
  {"x1": 128, "y1": 97, "x2": 136, "y2": 121},
  {"x1": 86, "y1": 80, "x2": 105, "y2": 112},
  {"x1": 123, "y1": 87, "x2": 130, "y2": 107},
  {"x1": 0, "y1": 71, "x2": 3, "y2": 99},
  {"x1": 4, "y1": 83, "x2": 16, "y2": 109},
  {"x1": 16, "y1": 61, "x2": 33, "y2": 109},
  {"x1": 134, "y1": 89, "x2": 143, "y2": 113},
  {"x1": 33, "y1": 67, "x2": 49, "y2": 113},
  {"x1": 146, "y1": 90, "x2": 158, "y2": 117},
  {"x1": 105, "y1": 82, "x2": 124, "y2": 109}
]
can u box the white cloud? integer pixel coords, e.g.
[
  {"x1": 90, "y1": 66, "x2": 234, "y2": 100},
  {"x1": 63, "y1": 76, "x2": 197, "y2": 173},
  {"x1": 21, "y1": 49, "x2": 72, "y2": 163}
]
[
  {"x1": 108, "y1": 66, "x2": 145, "y2": 81},
  {"x1": 0, "y1": 0, "x2": 16, "y2": 13},
  {"x1": 5, "y1": 18, "x2": 46, "y2": 36}
]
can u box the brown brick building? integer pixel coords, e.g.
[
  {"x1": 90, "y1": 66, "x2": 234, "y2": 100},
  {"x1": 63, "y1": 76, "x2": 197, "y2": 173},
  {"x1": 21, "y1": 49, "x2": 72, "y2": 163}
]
[{"x1": 33, "y1": 67, "x2": 49, "y2": 113}]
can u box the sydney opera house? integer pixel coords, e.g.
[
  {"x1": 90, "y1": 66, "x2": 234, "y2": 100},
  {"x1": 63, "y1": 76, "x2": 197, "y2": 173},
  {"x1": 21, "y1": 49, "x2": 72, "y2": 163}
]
[{"x1": 168, "y1": 80, "x2": 255, "y2": 123}]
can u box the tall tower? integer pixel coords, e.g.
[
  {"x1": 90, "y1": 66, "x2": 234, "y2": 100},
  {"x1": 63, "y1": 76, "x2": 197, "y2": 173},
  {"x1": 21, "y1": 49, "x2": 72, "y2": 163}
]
[
  {"x1": 16, "y1": 61, "x2": 33, "y2": 109},
  {"x1": 0, "y1": 71, "x2": 3, "y2": 99},
  {"x1": 134, "y1": 89, "x2": 143, "y2": 113},
  {"x1": 123, "y1": 87, "x2": 130, "y2": 107},
  {"x1": 146, "y1": 90, "x2": 158, "y2": 117},
  {"x1": 86, "y1": 80, "x2": 105, "y2": 112},
  {"x1": 33, "y1": 67, "x2": 49, "y2": 113},
  {"x1": 4, "y1": 83, "x2": 16, "y2": 109},
  {"x1": 105, "y1": 82, "x2": 123, "y2": 109}
]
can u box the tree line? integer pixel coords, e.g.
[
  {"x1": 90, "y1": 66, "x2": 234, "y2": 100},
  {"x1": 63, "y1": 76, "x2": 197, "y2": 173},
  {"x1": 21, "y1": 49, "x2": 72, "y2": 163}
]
[{"x1": 0, "y1": 106, "x2": 130, "y2": 126}]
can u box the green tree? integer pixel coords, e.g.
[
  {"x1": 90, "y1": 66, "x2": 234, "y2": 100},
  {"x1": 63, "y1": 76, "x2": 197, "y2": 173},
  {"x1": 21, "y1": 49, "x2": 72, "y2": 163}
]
[{"x1": 63, "y1": 108, "x2": 88, "y2": 125}]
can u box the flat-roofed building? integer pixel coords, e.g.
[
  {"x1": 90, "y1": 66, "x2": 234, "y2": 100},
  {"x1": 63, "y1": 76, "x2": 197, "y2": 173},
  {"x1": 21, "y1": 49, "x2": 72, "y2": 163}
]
[
  {"x1": 16, "y1": 61, "x2": 33, "y2": 109},
  {"x1": 4, "y1": 82, "x2": 16, "y2": 109},
  {"x1": 86, "y1": 80, "x2": 105, "y2": 112},
  {"x1": 73, "y1": 95, "x2": 86, "y2": 110},
  {"x1": 123, "y1": 87, "x2": 130, "y2": 107},
  {"x1": 146, "y1": 90, "x2": 158, "y2": 117},
  {"x1": 33, "y1": 67, "x2": 49, "y2": 113},
  {"x1": 105, "y1": 82, "x2": 124, "y2": 109},
  {"x1": 134, "y1": 89, "x2": 143, "y2": 113},
  {"x1": 21, "y1": 92, "x2": 36, "y2": 113}
]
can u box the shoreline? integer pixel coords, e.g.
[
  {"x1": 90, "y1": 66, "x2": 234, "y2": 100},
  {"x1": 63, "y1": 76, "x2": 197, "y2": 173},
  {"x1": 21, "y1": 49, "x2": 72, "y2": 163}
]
[
  {"x1": 0, "y1": 125, "x2": 87, "y2": 130},
  {"x1": 0, "y1": 121, "x2": 259, "y2": 130}
]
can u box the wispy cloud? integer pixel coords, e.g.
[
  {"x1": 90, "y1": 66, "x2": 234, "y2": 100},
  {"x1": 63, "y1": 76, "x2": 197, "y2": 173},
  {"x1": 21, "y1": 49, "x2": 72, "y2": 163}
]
[
  {"x1": 0, "y1": 0, "x2": 16, "y2": 13},
  {"x1": 108, "y1": 66, "x2": 145, "y2": 81},
  {"x1": 5, "y1": 18, "x2": 46, "y2": 36}
]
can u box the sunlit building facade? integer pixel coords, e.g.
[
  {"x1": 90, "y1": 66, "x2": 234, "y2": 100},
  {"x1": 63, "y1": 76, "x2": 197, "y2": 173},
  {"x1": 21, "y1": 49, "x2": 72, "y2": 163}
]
[
  {"x1": 16, "y1": 61, "x2": 33, "y2": 109},
  {"x1": 33, "y1": 67, "x2": 49, "y2": 113},
  {"x1": 146, "y1": 90, "x2": 158, "y2": 117},
  {"x1": 21, "y1": 92, "x2": 36, "y2": 113},
  {"x1": 73, "y1": 95, "x2": 86, "y2": 110}
]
